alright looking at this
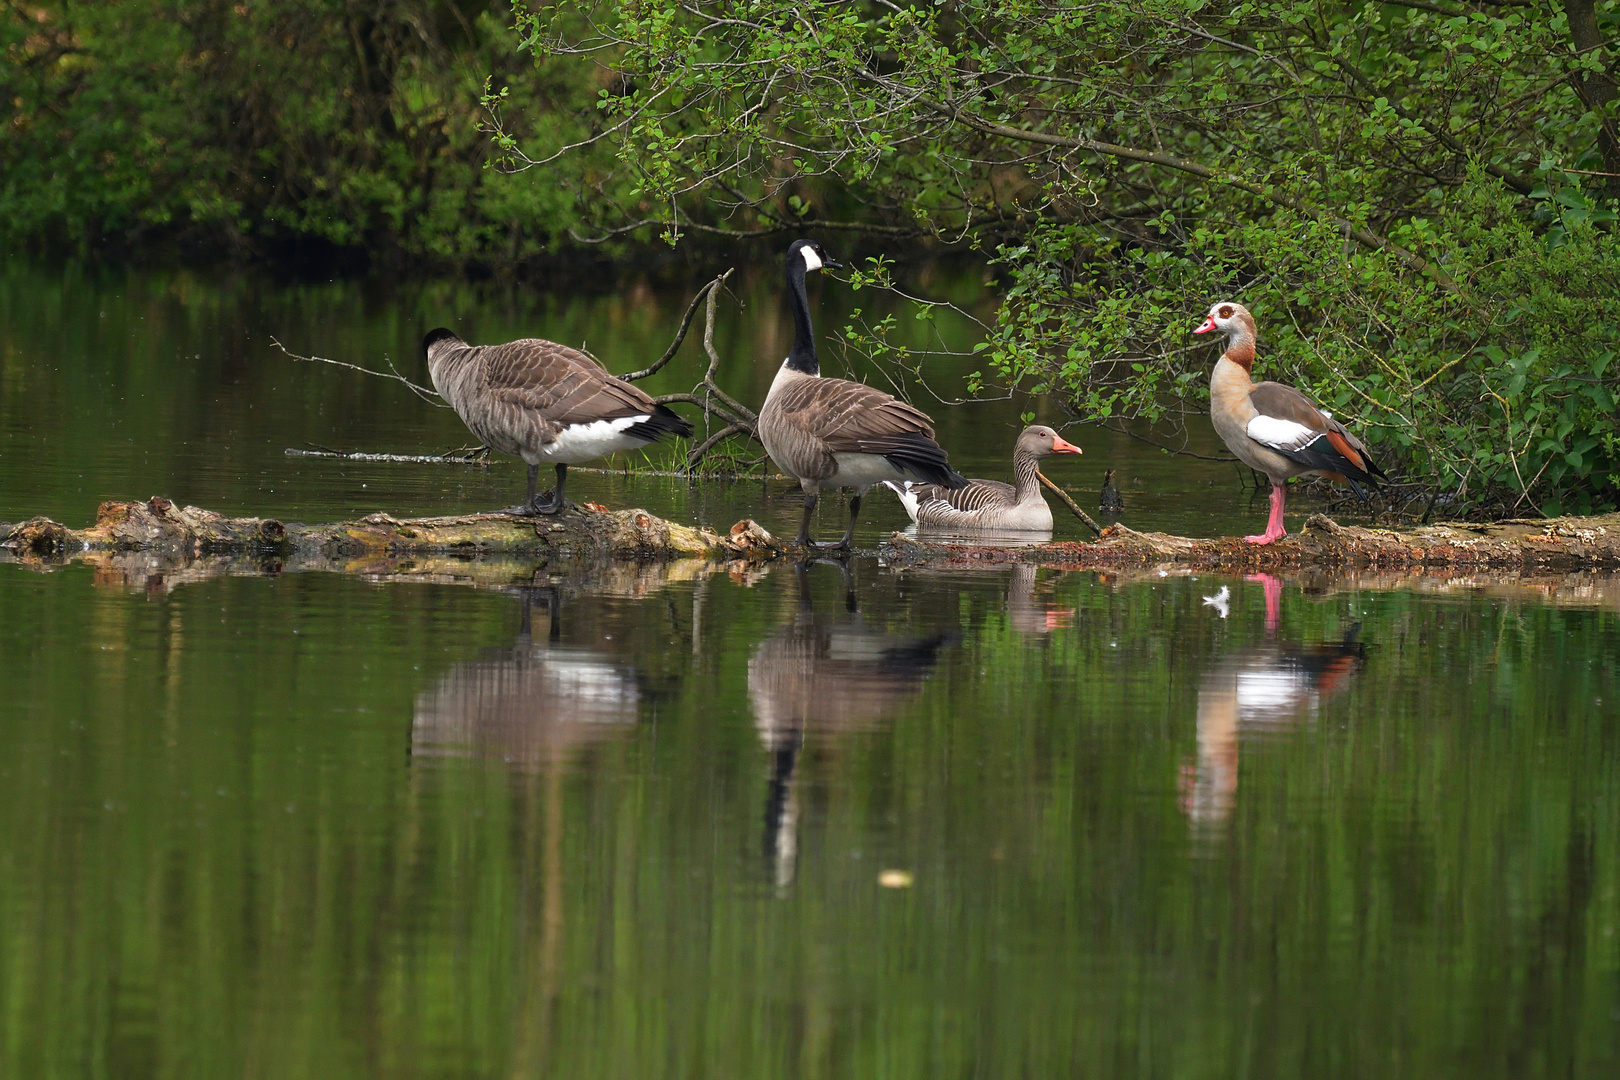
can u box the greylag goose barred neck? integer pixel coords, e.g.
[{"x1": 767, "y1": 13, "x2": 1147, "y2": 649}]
[
  {"x1": 758, "y1": 239, "x2": 967, "y2": 549},
  {"x1": 1194, "y1": 301, "x2": 1386, "y2": 544},
  {"x1": 423, "y1": 327, "x2": 693, "y2": 514},
  {"x1": 885, "y1": 425, "x2": 1082, "y2": 532}
]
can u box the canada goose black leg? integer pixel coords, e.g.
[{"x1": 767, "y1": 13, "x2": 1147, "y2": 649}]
[
  {"x1": 794, "y1": 493, "x2": 819, "y2": 547},
  {"x1": 530, "y1": 464, "x2": 572, "y2": 515},
  {"x1": 834, "y1": 492, "x2": 863, "y2": 551},
  {"x1": 503, "y1": 463, "x2": 545, "y2": 516}
]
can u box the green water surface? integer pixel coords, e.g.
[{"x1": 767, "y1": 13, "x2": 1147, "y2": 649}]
[{"x1": 1, "y1": 264, "x2": 1618, "y2": 1079}]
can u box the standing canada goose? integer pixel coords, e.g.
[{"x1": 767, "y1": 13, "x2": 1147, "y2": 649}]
[
  {"x1": 423, "y1": 328, "x2": 693, "y2": 514},
  {"x1": 758, "y1": 239, "x2": 967, "y2": 549},
  {"x1": 884, "y1": 424, "x2": 1082, "y2": 532},
  {"x1": 1194, "y1": 301, "x2": 1386, "y2": 543}
]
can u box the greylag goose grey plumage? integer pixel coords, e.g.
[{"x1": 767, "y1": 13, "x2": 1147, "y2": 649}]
[
  {"x1": 758, "y1": 239, "x2": 967, "y2": 549},
  {"x1": 1194, "y1": 301, "x2": 1386, "y2": 544},
  {"x1": 423, "y1": 327, "x2": 693, "y2": 514},
  {"x1": 885, "y1": 424, "x2": 1082, "y2": 532}
]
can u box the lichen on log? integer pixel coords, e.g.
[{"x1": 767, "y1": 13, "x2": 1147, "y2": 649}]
[{"x1": 0, "y1": 496, "x2": 785, "y2": 565}]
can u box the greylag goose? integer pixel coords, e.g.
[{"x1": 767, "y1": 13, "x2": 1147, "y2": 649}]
[
  {"x1": 1194, "y1": 301, "x2": 1386, "y2": 543},
  {"x1": 423, "y1": 327, "x2": 693, "y2": 514},
  {"x1": 758, "y1": 239, "x2": 967, "y2": 549},
  {"x1": 884, "y1": 424, "x2": 1081, "y2": 532}
]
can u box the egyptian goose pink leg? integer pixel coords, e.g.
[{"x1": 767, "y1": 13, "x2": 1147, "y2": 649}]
[{"x1": 1246, "y1": 484, "x2": 1287, "y2": 545}]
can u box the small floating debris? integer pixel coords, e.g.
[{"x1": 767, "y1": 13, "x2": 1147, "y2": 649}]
[
  {"x1": 1203, "y1": 585, "x2": 1231, "y2": 618},
  {"x1": 878, "y1": 869, "x2": 914, "y2": 889}
]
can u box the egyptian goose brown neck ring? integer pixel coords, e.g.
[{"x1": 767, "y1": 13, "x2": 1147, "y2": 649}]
[
  {"x1": 757, "y1": 239, "x2": 967, "y2": 550},
  {"x1": 1195, "y1": 300, "x2": 1386, "y2": 544},
  {"x1": 423, "y1": 327, "x2": 693, "y2": 515},
  {"x1": 885, "y1": 425, "x2": 1082, "y2": 533}
]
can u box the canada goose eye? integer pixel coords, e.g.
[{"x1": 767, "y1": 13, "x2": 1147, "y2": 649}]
[{"x1": 1218, "y1": 305, "x2": 1234, "y2": 319}]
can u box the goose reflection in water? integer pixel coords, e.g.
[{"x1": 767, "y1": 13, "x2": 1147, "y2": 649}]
[
  {"x1": 750, "y1": 562, "x2": 956, "y2": 888},
  {"x1": 1182, "y1": 575, "x2": 1365, "y2": 830},
  {"x1": 412, "y1": 590, "x2": 641, "y2": 770}
]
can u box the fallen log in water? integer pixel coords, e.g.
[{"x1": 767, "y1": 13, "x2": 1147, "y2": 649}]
[
  {"x1": 0, "y1": 496, "x2": 784, "y2": 565},
  {"x1": 883, "y1": 512, "x2": 1620, "y2": 570},
  {"x1": 4, "y1": 498, "x2": 1620, "y2": 575}
]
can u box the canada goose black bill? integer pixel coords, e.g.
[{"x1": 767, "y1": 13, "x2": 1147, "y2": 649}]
[
  {"x1": 423, "y1": 328, "x2": 693, "y2": 514},
  {"x1": 758, "y1": 239, "x2": 967, "y2": 549}
]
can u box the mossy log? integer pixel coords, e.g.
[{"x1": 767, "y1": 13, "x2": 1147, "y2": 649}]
[
  {"x1": 0, "y1": 496, "x2": 785, "y2": 565},
  {"x1": 5, "y1": 499, "x2": 1620, "y2": 580},
  {"x1": 882, "y1": 512, "x2": 1620, "y2": 571}
]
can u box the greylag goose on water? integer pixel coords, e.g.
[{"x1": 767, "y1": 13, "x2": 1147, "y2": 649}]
[
  {"x1": 758, "y1": 239, "x2": 967, "y2": 549},
  {"x1": 885, "y1": 424, "x2": 1082, "y2": 532},
  {"x1": 423, "y1": 327, "x2": 693, "y2": 514},
  {"x1": 1194, "y1": 301, "x2": 1386, "y2": 544}
]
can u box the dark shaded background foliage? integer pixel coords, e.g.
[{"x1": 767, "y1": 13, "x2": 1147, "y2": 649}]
[{"x1": 0, "y1": 0, "x2": 614, "y2": 268}]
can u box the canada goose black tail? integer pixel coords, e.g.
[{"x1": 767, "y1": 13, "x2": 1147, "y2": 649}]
[
  {"x1": 626, "y1": 403, "x2": 694, "y2": 442},
  {"x1": 879, "y1": 431, "x2": 967, "y2": 489}
]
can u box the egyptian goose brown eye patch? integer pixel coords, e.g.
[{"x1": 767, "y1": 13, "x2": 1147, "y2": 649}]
[{"x1": 1218, "y1": 305, "x2": 1234, "y2": 319}]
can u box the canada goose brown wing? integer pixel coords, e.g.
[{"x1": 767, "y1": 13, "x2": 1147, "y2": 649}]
[
  {"x1": 480, "y1": 339, "x2": 661, "y2": 425},
  {"x1": 768, "y1": 375, "x2": 961, "y2": 485}
]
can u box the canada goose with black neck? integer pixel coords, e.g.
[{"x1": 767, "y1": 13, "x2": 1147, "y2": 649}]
[
  {"x1": 757, "y1": 239, "x2": 967, "y2": 549},
  {"x1": 423, "y1": 327, "x2": 693, "y2": 515}
]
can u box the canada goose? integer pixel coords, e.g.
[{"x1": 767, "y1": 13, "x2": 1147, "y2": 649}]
[
  {"x1": 758, "y1": 239, "x2": 967, "y2": 549},
  {"x1": 750, "y1": 561, "x2": 955, "y2": 886},
  {"x1": 885, "y1": 424, "x2": 1082, "y2": 533},
  {"x1": 423, "y1": 328, "x2": 693, "y2": 514},
  {"x1": 1194, "y1": 301, "x2": 1386, "y2": 543},
  {"x1": 412, "y1": 590, "x2": 641, "y2": 770}
]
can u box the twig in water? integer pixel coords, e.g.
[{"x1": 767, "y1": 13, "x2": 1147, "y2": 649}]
[
  {"x1": 1037, "y1": 471, "x2": 1103, "y2": 536},
  {"x1": 270, "y1": 337, "x2": 447, "y2": 408}
]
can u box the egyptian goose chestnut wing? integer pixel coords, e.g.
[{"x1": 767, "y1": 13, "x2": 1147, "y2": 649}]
[
  {"x1": 1244, "y1": 382, "x2": 1387, "y2": 492},
  {"x1": 766, "y1": 375, "x2": 959, "y2": 486}
]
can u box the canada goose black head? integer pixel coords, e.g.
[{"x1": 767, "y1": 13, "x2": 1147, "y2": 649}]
[
  {"x1": 423, "y1": 327, "x2": 463, "y2": 363},
  {"x1": 786, "y1": 238, "x2": 842, "y2": 278}
]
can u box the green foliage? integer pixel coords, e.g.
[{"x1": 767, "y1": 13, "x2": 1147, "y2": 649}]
[
  {"x1": 504, "y1": 0, "x2": 1620, "y2": 513},
  {"x1": 0, "y1": 1, "x2": 614, "y2": 264}
]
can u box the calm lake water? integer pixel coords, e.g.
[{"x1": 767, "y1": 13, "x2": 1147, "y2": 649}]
[{"x1": 2, "y1": 262, "x2": 1619, "y2": 1078}]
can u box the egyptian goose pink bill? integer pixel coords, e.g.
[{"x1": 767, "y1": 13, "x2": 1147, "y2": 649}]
[
  {"x1": 423, "y1": 328, "x2": 693, "y2": 515},
  {"x1": 1194, "y1": 301, "x2": 1386, "y2": 544},
  {"x1": 758, "y1": 239, "x2": 967, "y2": 549},
  {"x1": 884, "y1": 425, "x2": 1082, "y2": 533}
]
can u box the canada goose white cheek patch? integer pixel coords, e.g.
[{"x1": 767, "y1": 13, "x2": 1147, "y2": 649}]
[
  {"x1": 1246, "y1": 414, "x2": 1321, "y2": 452},
  {"x1": 800, "y1": 246, "x2": 823, "y2": 272}
]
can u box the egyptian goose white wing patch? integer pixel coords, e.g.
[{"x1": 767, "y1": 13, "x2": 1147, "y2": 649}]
[{"x1": 1246, "y1": 413, "x2": 1322, "y2": 452}]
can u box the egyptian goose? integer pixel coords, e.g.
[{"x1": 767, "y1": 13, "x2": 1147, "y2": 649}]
[
  {"x1": 1183, "y1": 622, "x2": 1364, "y2": 826},
  {"x1": 758, "y1": 239, "x2": 967, "y2": 548},
  {"x1": 1194, "y1": 301, "x2": 1386, "y2": 543},
  {"x1": 423, "y1": 328, "x2": 693, "y2": 514},
  {"x1": 884, "y1": 425, "x2": 1082, "y2": 532}
]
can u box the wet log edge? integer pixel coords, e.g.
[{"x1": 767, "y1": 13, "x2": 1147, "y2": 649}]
[{"x1": 4, "y1": 498, "x2": 1620, "y2": 571}]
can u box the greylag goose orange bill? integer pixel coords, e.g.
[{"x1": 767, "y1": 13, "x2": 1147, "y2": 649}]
[
  {"x1": 885, "y1": 424, "x2": 1081, "y2": 533},
  {"x1": 1194, "y1": 301, "x2": 1387, "y2": 544},
  {"x1": 423, "y1": 327, "x2": 693, "y2": 515},
  {"x1": 759, "y1": 239, "x2": 968, "y2": 550}
]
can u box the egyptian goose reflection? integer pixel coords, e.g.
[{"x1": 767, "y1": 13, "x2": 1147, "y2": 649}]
[
  {"x1": 412, "y1": 591, "x2": 641, "y2": 770},
  {"x1": 749, "y1": 562, "x2": 955, "y2": 887},
  {"x1": 1182, "y1": 595, "x2": 1364, "y2": 828}
]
